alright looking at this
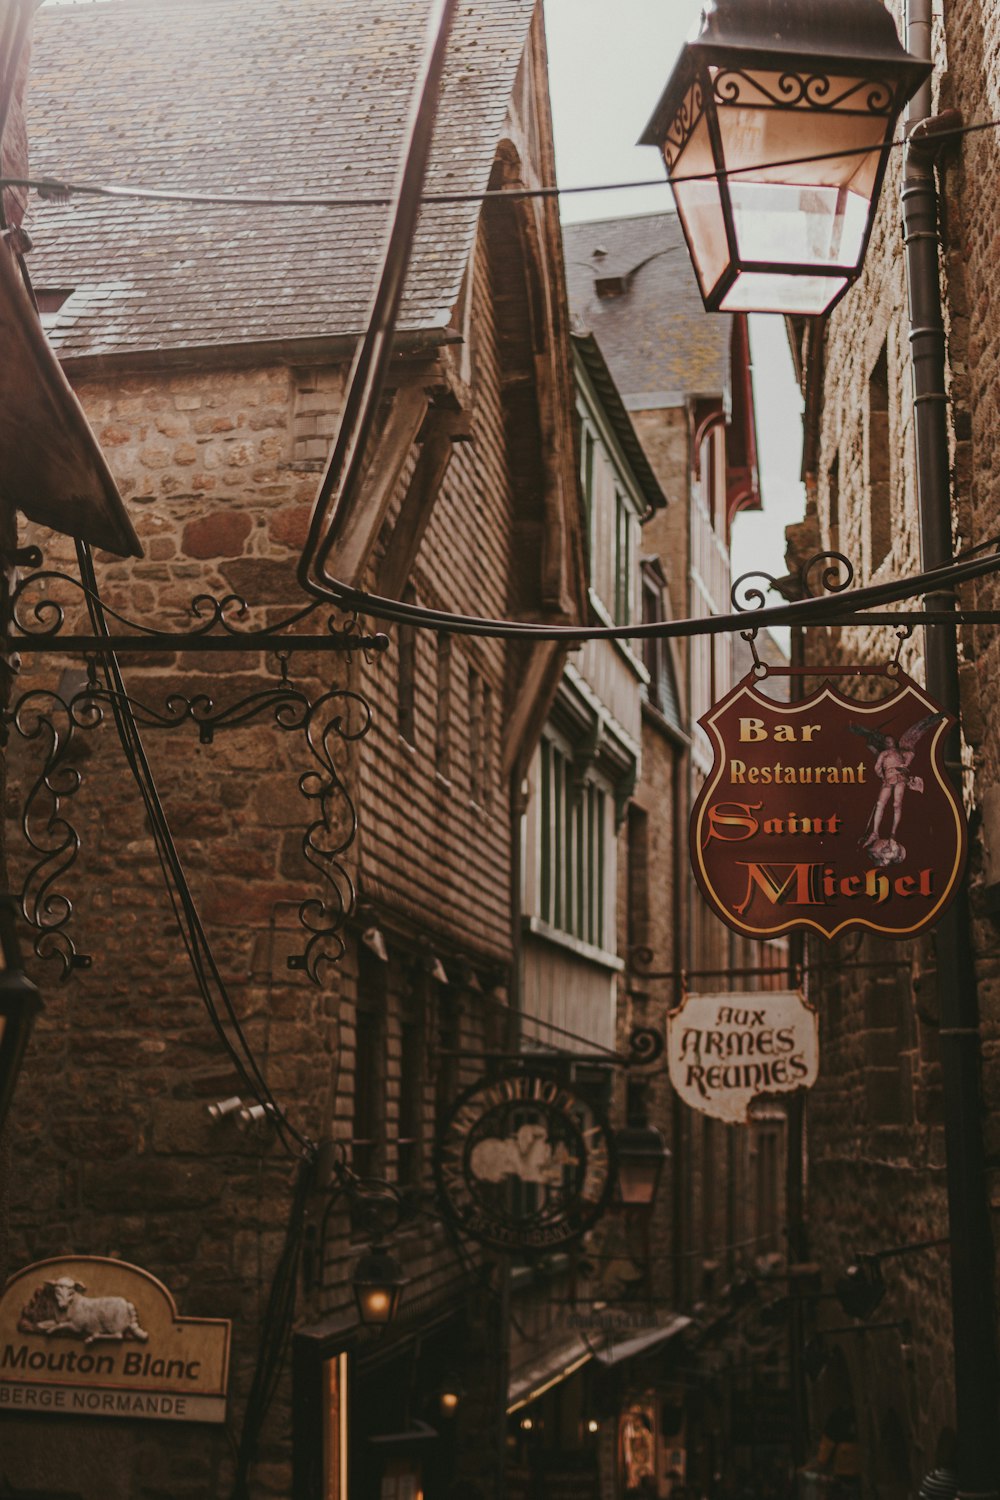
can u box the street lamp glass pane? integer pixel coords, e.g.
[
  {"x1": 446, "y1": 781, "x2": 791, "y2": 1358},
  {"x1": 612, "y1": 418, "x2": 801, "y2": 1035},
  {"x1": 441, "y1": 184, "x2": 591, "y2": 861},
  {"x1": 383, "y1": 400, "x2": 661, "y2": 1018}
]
[
  {"x1": 0, "y1": 1017, "x2": 5, "y2": 1046},
  {"x1": 360, "y1": 1288, "x2": 392, "y2": 1321},
  {"x1": 670, "y1": 114, "x2": 730, "y2": 299},
  {"x1": 712, "y1": 76, "x2": 888, "y2": 272},
  {"x1": 618, "y1": 1163, "x2": 660, "y2": 1205},
  {"x1": 728, "y1": 180, "x2": 871, "y2": 269},
  {"x1": 711, "y1": 69, "x2": 889, "y2": 188},
  {"x1": 720, "y1": 270, "x2": 848, "y2": 314}
]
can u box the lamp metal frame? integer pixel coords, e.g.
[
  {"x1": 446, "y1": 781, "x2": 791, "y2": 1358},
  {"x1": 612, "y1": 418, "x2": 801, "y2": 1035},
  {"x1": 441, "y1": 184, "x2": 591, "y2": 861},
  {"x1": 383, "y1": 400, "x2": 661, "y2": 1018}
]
[{"x1": 640, "y1": 0, "x2": 931, "y2": 313}]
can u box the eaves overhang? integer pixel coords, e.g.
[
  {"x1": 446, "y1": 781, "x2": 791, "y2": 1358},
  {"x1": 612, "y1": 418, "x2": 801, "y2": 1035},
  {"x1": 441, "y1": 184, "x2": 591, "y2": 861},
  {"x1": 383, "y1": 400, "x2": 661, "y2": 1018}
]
[
  {"x1": 0, "y1": 240, "x2": 142, "y2": 558},
  {"x1": 572, "y1": 332, "x2": 668, "y2": 513}
]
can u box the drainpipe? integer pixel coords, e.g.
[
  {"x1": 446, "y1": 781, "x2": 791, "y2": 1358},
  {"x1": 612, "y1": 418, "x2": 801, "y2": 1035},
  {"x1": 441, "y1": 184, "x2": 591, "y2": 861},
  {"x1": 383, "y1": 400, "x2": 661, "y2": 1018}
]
[
  {"x1": 903, "y1": 4, "x2": 1000, "y2": 1494},
  {"x1": 671, "y1": 746, "x2": 686, "y2": 1307}
]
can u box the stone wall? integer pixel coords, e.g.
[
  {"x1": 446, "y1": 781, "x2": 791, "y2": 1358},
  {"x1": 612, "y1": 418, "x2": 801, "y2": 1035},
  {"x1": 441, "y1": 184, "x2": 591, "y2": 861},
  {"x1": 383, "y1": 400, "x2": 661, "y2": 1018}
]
[
  {"x1": 1, "y1": 261, "x2": 528, "y2": 1492},
  {"x1": 792, "y1": 0, "x2": 1000, "y2": 1484}
]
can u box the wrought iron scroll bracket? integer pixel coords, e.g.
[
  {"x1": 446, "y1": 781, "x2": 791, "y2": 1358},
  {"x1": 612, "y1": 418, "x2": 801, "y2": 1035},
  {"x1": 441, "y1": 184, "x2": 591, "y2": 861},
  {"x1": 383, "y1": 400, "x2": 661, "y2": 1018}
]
[
  {"x1": 626, "y1": 1026, "x2": 666, "y2": 1067},
  {"x1": 8, "y1": 561, "x2": 389, "y2": 657},
  {"x1": 731, "y1": 548, "x2": 857, "y2": 617},
  {"x1": 5, "y1": 664, "x2": 373, "y2": 982},
  {"x1": 889, "y1": 623, "x2": 914, "y2": 676},
  {"x1": 7, "y1": 684, "x2": 96, "y2": 976}
]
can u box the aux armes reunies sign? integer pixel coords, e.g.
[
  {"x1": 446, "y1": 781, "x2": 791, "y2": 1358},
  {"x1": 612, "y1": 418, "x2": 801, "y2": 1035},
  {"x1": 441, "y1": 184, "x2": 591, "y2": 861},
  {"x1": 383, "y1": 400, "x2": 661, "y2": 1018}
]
[{"x1": 690, "y1": 671, "x2": 967, "y2": 941}]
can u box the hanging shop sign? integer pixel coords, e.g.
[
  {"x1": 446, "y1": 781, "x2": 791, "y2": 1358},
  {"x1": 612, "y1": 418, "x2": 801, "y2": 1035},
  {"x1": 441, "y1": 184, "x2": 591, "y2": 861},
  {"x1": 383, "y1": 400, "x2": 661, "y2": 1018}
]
[
  {"x1": 434, "y1": 1070, "x2": 614, "y2": 1252},
  {"x1": 668, "y1": 989, "x2": 819, "y2": 1123},
  {"x1": 0, "y1": 1256, "x2": 231, "y2": 1423},
  {"x1": 690, "y1": 670, "x2": 967, "y2": 940}
]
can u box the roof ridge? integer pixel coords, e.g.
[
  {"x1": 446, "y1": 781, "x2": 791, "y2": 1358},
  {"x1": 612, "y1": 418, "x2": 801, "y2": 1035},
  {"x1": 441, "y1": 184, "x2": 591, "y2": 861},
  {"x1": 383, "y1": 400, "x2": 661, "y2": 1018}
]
[{"x1": 561, "y1": 207, "x2": 681, "y2": 232}]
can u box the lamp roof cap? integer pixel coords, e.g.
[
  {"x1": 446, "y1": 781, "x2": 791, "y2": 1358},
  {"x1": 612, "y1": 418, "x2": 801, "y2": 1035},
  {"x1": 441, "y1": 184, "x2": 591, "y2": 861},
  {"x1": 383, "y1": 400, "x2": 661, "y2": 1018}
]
[
  {"x1": 692, "y1": 0, "x2": 927, "y2": 66},
  {"x1": 639, "y1": 0, "x2": 931, "y2": 147}
]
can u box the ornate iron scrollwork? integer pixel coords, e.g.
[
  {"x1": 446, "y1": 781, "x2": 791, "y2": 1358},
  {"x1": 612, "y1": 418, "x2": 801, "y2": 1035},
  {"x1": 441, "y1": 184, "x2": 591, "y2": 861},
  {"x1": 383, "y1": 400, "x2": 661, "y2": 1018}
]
[
  {"x1": 662, "y1": 80, "x2": 704, "y2": 169},
  {"x1": 4, "y1": 551, "x2": 383, "y2": 978},
  {"x1": 711, "y1": 70, "x2": 894, "y2": 115},
  {"x1": 6, "y1": 655, "x2": 373, "y2": 982},
  {"x1": 9, "y1": 685, "x2": 96, "y2": 976},
  {"x1": 800, "y1": 550, "x2": 855, "y2": 599},
  {"x1": 6, "y1": 564, "x2": 379, "y2": 984},
  {"x1": 627, "y1": 1026, "x2": 666, "y2": 1067},
  {"x1": 291, "y1": 682, "x2": 372, "y2": 985},
  {"x1": 9, "y1": 562, "x2": 388, "y2": 656},
  {"x1": 731, "y1": 549, "x2": 856, "y2": 615}
]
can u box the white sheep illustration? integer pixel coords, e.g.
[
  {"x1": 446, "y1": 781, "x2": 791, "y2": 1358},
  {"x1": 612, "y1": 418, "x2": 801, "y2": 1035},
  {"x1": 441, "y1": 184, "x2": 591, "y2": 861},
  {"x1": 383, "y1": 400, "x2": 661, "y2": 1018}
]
[
  {"x1": 36, "y1": 1277, "x2": 149, "y2": 1345},
  {"x1": 469, "y1": 1122, "x2": 577, "y2": 1186}
]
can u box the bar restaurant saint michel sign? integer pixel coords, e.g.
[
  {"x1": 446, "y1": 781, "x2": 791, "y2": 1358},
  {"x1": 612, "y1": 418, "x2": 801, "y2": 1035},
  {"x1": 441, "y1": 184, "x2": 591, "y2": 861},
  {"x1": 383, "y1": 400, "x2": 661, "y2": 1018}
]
[
  {"x1": 0, "y1": 1256, "x2": 230, "y2": 1423},
  {"x1": 690, "y1": 670, "x2": 967, "y2": 940}
]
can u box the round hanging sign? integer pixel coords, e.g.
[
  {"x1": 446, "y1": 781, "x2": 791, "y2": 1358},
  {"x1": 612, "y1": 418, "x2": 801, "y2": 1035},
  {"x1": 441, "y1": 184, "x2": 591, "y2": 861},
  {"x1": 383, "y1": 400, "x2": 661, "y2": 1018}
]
[{"x1": 433, "y1": 1071, "x2": 615, "y2": 1252}]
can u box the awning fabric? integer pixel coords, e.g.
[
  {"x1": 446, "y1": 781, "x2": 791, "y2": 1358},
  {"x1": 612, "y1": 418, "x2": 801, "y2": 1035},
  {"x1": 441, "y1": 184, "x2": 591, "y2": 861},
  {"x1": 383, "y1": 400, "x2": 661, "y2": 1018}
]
[
  {"x1": 507, "y1": 1337, "x2": 593, "y2": 1413},
  {"x1": 593, "y1": 1314, "x2": 693, "y2": 1367},
  {"x1": 507, "y1": 1314, "x2": 693, "y2": 1410}
]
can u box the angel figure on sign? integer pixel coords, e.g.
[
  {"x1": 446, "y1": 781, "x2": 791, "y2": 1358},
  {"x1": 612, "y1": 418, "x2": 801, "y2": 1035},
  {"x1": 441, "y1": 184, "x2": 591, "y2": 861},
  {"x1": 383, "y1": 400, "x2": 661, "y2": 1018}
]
[{"x1": 849, "y1": 712, "x2": 944, "y2": 867}]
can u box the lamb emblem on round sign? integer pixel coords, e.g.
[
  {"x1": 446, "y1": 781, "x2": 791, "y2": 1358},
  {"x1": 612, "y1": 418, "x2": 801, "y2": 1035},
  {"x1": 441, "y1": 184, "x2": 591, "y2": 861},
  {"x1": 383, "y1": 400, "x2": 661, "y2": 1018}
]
[
  {"x1": 18, "y1": 1277, "x2": 149, "y2": 1346},
  {"x1": 434, "y1": 1070, "x2": 614, "y2": 1252},
  {"x1": 468, "y1": 1123, "x2": 578, "y2": 1186}
]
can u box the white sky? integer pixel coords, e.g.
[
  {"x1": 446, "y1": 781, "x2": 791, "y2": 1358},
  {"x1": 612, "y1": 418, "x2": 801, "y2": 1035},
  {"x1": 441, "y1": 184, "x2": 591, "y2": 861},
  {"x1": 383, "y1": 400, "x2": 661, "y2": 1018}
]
[{"x1": 544, "y1": 0, "x2": 807, "y2": 616}]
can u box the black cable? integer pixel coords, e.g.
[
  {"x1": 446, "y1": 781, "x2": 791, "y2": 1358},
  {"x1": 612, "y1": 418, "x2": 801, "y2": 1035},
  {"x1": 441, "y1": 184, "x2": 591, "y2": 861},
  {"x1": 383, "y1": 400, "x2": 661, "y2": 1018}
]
[
  {"x1": 72, "y1": 539, "x2": 314, "y2": 1158},
  {"x1": 4, "y1": 116, "x2": 998, "y2": 214},
  {"x1": 231, "y1": 1155, "x2": 315, "y2": 1500}
]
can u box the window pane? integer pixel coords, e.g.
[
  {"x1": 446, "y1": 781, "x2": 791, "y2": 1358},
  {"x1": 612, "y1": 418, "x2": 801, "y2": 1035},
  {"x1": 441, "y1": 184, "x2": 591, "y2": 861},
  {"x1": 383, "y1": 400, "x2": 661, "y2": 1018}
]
[
  {"x1": 554, "y1": 749, "x2": 563, "y2": 928},
  {"x1": 540, "y1": 739, "x2": 551, "y2": 923}
]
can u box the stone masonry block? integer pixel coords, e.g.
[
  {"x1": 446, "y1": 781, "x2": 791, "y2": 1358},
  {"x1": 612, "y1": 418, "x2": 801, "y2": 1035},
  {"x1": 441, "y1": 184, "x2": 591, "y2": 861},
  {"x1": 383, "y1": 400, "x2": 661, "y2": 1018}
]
[{"x1": 182, "y1": 511, "x2": 253, "y2": 558}]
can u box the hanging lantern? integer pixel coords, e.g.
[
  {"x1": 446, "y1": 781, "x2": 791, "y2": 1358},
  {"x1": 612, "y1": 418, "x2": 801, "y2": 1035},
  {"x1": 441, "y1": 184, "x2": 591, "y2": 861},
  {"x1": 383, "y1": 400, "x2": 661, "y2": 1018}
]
[
  {"x1": 614, "y1": 1123, "x2": 669, "y2": 1207},
  {"x1": 351, "y1": 1243, "x2": 408, "y2": 1326},
  {"x1": 437, "y1": 1372, "x2": 465, "y2": 1418},
  {"x1": 640, "y1": 0, "x2": 930, "y2": 314}
]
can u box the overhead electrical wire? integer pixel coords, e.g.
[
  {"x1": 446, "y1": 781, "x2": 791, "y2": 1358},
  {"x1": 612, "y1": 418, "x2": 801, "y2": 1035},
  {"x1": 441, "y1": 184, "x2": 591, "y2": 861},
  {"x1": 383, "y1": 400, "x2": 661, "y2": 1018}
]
[{"x1": 1, "y1": 116, "x2": 998, "y2": 214}]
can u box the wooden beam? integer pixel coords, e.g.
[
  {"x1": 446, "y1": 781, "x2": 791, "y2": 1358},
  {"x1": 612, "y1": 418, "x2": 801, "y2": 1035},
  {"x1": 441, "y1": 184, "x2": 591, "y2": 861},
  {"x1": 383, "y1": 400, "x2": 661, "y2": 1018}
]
[
  {"x1": 323, "y1": 383, "x2": 430, "y2": 589},
  {"x1": 377, "y1": 407, "x2": 471, "y2": 600},
  {"x1": 501, "y1": 639, "x2": 567, "y2": 780}
]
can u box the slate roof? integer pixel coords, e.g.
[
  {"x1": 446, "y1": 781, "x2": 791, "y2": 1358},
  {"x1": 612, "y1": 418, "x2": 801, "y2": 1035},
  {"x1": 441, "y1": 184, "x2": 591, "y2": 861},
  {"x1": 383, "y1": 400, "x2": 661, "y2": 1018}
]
[
  {"x1": 22, "y1": 0, "x2": 536, "y2": 361},
  {"x1": 561, "y1": 211, "x2": 732, "y2": 406}
]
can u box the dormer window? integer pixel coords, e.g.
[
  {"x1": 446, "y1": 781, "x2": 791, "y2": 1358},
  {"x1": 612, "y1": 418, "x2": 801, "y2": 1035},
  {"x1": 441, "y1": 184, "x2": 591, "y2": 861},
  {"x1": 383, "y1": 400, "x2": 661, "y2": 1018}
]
[
  {"x1": 34, "y1": 288, "x2": 74, "y2": 330},
  {"x1": 595, "y1": 275, "x2": 626, "y2": 299}
]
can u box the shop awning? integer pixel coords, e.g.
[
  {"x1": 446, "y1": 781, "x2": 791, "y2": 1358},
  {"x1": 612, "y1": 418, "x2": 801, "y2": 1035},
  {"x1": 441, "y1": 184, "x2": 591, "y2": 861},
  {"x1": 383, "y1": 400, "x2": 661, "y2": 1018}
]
[
  {"x1": 593, "y1": 1315, "x2": 692, "y2": 1367},
  {"x1": 507, "y1": 1336, "x2": 594, "y2": 1414}
]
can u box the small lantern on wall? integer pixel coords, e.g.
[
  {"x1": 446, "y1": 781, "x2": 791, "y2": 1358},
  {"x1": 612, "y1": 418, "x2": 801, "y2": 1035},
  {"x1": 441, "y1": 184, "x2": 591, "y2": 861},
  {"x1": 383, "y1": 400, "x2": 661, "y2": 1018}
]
[
  {"x1": 614, "y1": 1123, "x2": 669, "y2": 1207},
  {"x1": 639, "y1": 0, "x2": 930, "y2": 315},
  {"x1": 352, "y1": 1243, "x2": 408, "y2": 1326},
  {"x1": 0, "y1": 896, "x2": 42, "y2": 1136},
  {"x1": 438, "y1": 1373, "x2": 465, "y2": 1418}
]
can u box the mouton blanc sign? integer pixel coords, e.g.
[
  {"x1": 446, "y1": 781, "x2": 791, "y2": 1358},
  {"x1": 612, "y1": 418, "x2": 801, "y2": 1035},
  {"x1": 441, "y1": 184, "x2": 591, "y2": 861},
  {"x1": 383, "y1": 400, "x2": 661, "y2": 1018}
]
[
  {"x1": 668, "y1": 990, "x2": 819, "y2": 1123},
  {"x1": 0, "y1": 1256, "x2": 230, "y2": 1422},
  {"x1": 690, "y1": 671, "x2": 967, "y2": 941}
]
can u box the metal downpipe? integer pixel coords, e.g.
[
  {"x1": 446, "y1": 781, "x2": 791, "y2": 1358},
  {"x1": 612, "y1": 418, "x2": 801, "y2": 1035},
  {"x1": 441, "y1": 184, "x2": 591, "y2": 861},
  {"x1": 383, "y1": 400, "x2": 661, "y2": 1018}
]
[{"x1": 904, "y1": 4, "x2": 999, "y2": 1494}]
